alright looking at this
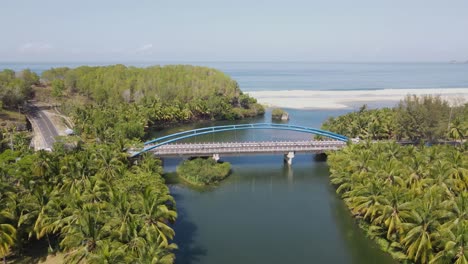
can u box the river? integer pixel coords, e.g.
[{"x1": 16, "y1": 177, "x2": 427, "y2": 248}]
[{"x1": 152, "y1": 108, "x2": 397, "y2": 264}]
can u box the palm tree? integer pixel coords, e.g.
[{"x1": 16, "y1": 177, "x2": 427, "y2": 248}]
[
  {"x1": 60, "y1": 205, "x2": 111, "y2": 264},
  {"x1": 93, "y1": 147, "x2": 126, "y2": 180},
  {"x1": 137, "y1": 231, "x2": 177, "y2": 264},
  {"x1": 428, "y1": 160, "x2": 455, "y2": 198},
  {"x1": 445, "y1": 150, "x2": 468, "y2": 192},
  {"x1": 374, "y1": 158, "x2": 405, "y2": 187},
  {"x1": 373, "y1": 186, "x2": 412, "y2": 240},
  {"x1": 406, "y1": 153, "x2": 430, "y2": 194},
  {"x1": 401, "y1": 196, "x2": 441, "y2": 263},
  {"x1": 345, "y1": 181, "x2": 385, "y2": 222},
  {"x1": 0, "y1": 211, "x2": 16, "y2": 264},
  {"x1": 439, "y1": 192, "x2": 468, "y2": 230},
  {"x1": 430, "y1": 220, "x2": 468, "y2": 264},
  {"x1": 137, "y1": 187, "x2": 177, "y2": 247},
  {"x1": 32, "y1": 150, "x2": 57, "y2": 180},
  {"x1": 107, "y1": 190, "x2": 133, "y2": 243},
  {"x1": 18, "y1": 184, "x2": 59, "y2": 251},
  {"x1": 448, "y1": 117, "x2": 466, "y2": 141},
  {"x1": 86, "y1": 240, "x2": 128, "y2": 264}
]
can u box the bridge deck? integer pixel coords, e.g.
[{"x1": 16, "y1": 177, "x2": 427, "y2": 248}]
[{"x1": 145, "y1": 140, "x2": 346, "y2": 157}]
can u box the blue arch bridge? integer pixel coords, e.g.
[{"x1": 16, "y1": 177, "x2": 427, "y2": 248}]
[{"x1": 130, "y1": 123, "x2": 350, "y2": 165}]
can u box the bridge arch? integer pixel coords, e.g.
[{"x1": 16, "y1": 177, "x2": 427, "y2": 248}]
[{"x1": 131, "y1": 123, "x2": 347, "y2": 157}]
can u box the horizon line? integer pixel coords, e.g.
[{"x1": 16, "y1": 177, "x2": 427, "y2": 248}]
[{"x1": 1, "y1": 60, "x2": 467, "y2": 65}]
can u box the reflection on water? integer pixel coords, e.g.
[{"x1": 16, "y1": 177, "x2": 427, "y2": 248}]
[
  {"x1": 167, "y1": 154, "x2": 395, "y2": 264},
  {"x1": 159, "y1": 109, "x2": 395, "y2": 264}
]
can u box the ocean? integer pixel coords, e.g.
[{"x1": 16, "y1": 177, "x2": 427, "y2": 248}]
[
  {"x1": 1, "y1": 62, "x2": 467, "y2": 109},
  {"x1": 2, "y1": 61, "x2": 468, "y2": 91}
]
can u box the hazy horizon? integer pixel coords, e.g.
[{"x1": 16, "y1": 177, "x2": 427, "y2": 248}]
[
  {"x1": 1, "y1": 0, "x2": 468, "y2": 62},
  {"x1": 1, "y1": 60, "x2": 467, "y2": 64}
]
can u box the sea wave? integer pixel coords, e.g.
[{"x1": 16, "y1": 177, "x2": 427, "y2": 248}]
[{"x1": 246, "y1": 88, "x2": 468, "y2": 109}]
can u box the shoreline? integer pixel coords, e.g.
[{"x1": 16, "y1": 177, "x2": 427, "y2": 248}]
[{"x1": 247, "y1": 88, "x2": 468, "y2": 109}]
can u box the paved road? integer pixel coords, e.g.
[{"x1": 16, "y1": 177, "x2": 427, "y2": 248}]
[{"x1": 28, "y1": 105, "x2": 59, "y2": 149}]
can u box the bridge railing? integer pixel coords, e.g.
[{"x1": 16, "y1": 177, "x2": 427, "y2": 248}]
[
  {"x1": 147, "y1": 140, "x2": 346, "y2": 156},
  {"x1": 131, "y1": 123, "x2": 348, "y2": 157}
]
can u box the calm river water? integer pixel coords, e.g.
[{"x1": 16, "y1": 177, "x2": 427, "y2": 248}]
[{"x1": 153, "y1": 108, "x2": 397, "y2": 264}]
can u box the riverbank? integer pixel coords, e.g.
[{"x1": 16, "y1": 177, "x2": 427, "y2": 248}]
[{"x1": 247, "y1": 88, "x2": 468, "y2": 109}]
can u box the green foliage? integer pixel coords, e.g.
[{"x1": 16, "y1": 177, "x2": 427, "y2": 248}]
[
  {"x1": 322, "y1": 105, "x2": 397, "y2": 140},
  {"x1": 271, "y1": 108, "x2": 288, "y2": 120},
  {"x1": 0, "y1": 141, "x2": 177, "y2": 263},
  {"x1": 0, "y1": 69, "x2": 35, "y2": 110},
  {"x1": 396, "y1": 95, "x2": 451, "y2": 141},
  {"x1": 321, "y1": 96, "x2": 467, "y2": 142},
  {"x1": 51, "y1": 79, "x2": 65, "y2": 98},
  {"x1": 19, "y1": 69, "x2": 40, "y2": 88},
  {"x1": 0, "y1": 129, "x2": 31, "y2": 152},
  {"x1": 177, "y1": 158, "x2": 231, "y2": 185},
  {"x1": 40, "y1": 67, "x2": 70, "y2": 84},
  {"x1": 328, "y1": 142, "x2": 468, "y2": 263},
  {"x1": 41, "y1": 65, "x2": 264, "y2": 144},
  {"x1": 0, "y1": 182, "x2": 16, "y2": 262},
  {"x1": 41, "y1": 65, "x2": 264, "y2": 120}
]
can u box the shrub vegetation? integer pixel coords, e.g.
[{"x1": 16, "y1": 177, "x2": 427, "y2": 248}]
[
  {"x1": 177, "y1": 158, "x2": 231, "y2": 185},
  {"x1": 271, "y1": 108, "x2": 288, "y2": 120}
]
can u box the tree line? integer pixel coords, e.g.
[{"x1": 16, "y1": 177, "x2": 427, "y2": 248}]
[
  {"x1": 42, "y1": 65, "x2": 264, "y2": 122},
  {"x1": 328, "y1": 142, "x2": 467, "y2": 263},
  {"x1": 321, "y1": 95, "x2": 467, "y2": 142}
]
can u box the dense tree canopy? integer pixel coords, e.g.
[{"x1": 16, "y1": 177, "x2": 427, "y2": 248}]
[
  {"x1": 328, "y1": 143, "x2": 467, "y2": 263},
  {"x1": 42, "y1": 65, "x2": 264, "y2": 121},
  {"x1": 0, "y1": 69, "x2": 38, "y2": 110},
  {"x1": 321, "y1": 96, "x2": 467, "y2": 142},
  {"x1": 0, "y1": 139, "x2": 177, "y2": 263},
  {"x1": 324, "y1": 97, "x2": 467, "y2": 263}
]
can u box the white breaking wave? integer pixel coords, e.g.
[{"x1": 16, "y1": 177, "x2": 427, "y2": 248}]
[{"x1": 246, "y1": 88, "x2": 468, "y2": 109}]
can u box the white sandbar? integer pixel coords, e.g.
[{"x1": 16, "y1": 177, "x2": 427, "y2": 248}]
[{"x1": 246, "y1": 88, "x2": 468, "y2": 109}]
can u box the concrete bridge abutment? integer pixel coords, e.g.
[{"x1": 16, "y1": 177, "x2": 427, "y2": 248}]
[{"x1": 284, "y1": 151, "x2": 295, "y2": 165}]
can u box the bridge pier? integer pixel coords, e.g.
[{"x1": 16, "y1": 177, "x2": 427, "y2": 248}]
[
  {"x1": 284, "y1": 151, "x2": 295, "y2": 165},
  {"x1": 212, "y1": 153, "x2": 220, "y2": 162}
]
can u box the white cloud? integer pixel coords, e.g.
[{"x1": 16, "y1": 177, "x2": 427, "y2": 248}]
[
  {"x1": 18, "y1": 42, "x2": 53, "y2": 54},
  {"x1": 135, "y1": 43, "x2": 155, "y2": 55},
  {"x1": 138, "y1": 43, "x2": 153, "y2": 51}
]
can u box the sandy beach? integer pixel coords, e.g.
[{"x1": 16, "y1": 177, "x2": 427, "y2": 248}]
[{"x1": 247, "y1": 88, "x2": 468, "y2": 109}]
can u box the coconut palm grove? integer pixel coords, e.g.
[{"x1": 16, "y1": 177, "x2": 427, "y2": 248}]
[{"x1": 0, "y1": 64, "x2": 467, "y2": 264}]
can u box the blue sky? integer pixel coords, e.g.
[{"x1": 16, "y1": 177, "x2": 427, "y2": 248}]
[{"x1": 1, "y1": 0, "x2": 467, "y2": 62}]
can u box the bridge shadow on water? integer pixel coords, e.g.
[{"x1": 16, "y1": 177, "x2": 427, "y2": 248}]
[{"x1": 171, "y1": 191, "x2": 207, "y2": 264}]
